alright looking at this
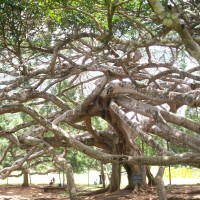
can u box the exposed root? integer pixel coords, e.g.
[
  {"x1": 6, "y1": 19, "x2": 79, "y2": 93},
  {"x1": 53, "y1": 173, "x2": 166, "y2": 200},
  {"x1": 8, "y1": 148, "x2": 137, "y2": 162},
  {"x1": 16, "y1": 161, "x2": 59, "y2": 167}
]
[
  {"x1": 132, "y1": 187, "x2": 144, "y2": 195},
  {"x1": 78, "y1": 187, "x2": 109, "y2": 196}
]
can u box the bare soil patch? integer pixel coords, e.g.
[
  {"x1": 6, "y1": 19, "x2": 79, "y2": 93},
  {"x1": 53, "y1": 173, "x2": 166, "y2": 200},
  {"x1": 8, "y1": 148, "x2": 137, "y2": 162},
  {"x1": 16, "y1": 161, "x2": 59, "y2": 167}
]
[{"x1": 0, "y1": 184, "x2": 200, "y2": 200}]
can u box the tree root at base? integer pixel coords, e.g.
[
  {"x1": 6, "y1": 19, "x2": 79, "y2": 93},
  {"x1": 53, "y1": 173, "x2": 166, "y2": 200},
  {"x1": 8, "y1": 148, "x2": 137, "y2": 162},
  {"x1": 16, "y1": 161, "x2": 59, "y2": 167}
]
[{"x1": 77, "y1": 187, "x2": 109, "y2": 196}]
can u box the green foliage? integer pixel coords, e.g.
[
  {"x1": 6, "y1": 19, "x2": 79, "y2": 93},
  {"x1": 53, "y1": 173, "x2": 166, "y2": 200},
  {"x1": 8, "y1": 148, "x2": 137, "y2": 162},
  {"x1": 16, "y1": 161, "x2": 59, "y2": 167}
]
[
  {"x1": 161, "y1": 0, "x2": 169, "y2": 7},
  {"x1": 168, "y1": 107, "x2": 200, "y2": 154},
  {"x1": 185, "y1": 107, "x2": 200, "y2": 123},
  {"x1": 0, "y1": 113, "x2": 23, "y2": 129},
  {"x1": 0, "y1": 138, "x2": 8, "y2": 156},
  {"x1": 30, "y1": 157, "x2": 53, "y2": 172},
  {"x1": 67, "y1": 150, "x2": 100, "y2": 173},
  {"x1": 177, "y1": 48, "x2": 188, "y2": 70},
  {"x1": 136, "y1": 137, "x2": 156, "y2": 156},
  {"x1": 0, "y1": 0, "x2": 48, "y2": 48},
  {"x1": 92, "y1": 117, "x2": 108, "y2": 130}
]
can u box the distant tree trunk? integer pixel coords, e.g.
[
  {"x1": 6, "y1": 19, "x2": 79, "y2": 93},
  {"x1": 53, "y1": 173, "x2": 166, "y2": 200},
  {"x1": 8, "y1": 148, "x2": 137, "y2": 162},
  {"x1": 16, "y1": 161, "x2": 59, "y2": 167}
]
[
  {"x1": 100, "y1": 162, "x2": 106, "y2": 188},
  {"x1": 22, "y1": 169, "x2": 29, "y2": 187}
]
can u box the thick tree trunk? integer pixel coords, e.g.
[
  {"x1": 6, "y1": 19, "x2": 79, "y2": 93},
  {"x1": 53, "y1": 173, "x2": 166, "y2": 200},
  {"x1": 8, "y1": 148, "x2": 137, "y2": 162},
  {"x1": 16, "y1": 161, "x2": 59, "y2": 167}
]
[
  {"x1": 21, "y1": 169, "x2": 29, "y2": 187},
  {"x1": 109, "y1": 163, "x2": 121, "y2": 192},
  {"x1": 123, "y1": 163, "x2": 145, "y2": 194},
  {"x1": 122, "y1": 141, "x2": 145, "y2": 192},
  {"x1": 123, "y1": 164, "x2": 134, "y2": 189}
]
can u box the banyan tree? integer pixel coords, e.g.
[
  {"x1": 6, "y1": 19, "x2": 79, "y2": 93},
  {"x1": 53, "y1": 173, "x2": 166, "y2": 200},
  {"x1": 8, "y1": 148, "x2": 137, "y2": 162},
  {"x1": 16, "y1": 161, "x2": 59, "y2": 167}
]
[{"x1": 0, "y1": 0, "x2": 200, "y2": 199}]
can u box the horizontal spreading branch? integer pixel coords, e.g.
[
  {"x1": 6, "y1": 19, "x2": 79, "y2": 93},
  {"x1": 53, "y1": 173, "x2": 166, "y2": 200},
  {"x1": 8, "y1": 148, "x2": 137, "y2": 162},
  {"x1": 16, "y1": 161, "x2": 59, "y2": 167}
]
[
  {"x1": 116, "y1": 95, "x2": 200, "y2": 134},
  {"x1": 1, "y1": 104, "x2": 200, "y2": 168},
  {"x1": 0, "y1": 148, "x2": 36, "y2": 179},
  {"x1": 102, "y1": 81, "x2": 200, "y2": 107}
]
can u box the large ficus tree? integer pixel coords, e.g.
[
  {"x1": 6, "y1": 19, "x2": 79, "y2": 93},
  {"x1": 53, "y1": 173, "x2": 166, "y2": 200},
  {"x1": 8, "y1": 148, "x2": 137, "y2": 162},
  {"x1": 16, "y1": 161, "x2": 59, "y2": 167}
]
[{"x1": 0, "y1": 0, "x2": 200, "y2": 199}]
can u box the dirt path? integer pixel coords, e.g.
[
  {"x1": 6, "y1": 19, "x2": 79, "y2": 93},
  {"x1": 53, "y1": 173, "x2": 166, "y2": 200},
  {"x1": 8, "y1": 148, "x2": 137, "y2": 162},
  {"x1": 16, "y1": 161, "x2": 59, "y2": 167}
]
[{"x1": 0, "y1": 184, "x2": 200, "y2": 200}]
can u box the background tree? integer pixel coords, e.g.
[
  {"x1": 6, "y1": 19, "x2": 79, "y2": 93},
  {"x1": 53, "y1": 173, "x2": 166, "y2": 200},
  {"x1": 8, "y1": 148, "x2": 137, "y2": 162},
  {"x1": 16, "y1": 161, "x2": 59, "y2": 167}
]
[{"x1": 0, "y1": 0, "x2": 200, "y2": 199}]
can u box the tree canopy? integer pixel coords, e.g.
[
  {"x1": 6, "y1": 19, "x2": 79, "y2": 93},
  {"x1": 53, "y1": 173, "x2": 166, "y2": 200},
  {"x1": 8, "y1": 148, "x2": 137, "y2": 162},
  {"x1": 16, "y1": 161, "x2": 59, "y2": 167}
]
[{"x1": 0, "y1": 0, "x2": 200, "y2": 198}]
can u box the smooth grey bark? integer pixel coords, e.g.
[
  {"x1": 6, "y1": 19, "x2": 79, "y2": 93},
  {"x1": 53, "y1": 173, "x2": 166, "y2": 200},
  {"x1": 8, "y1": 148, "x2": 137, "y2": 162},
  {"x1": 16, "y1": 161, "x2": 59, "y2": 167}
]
[
  {"x1": 109, "y1": 162, "x2": 121, "y2": 192},
  {"x1": 155, "y1": 166, "x2": 167, "y2": 200},
  {"x1": 65, "y1": 161, "x2": 77, "y2": 200}
]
